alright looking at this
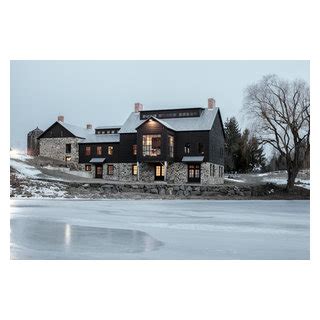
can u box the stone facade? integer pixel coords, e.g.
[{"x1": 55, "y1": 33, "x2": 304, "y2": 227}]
[
  {"x1": 39, "y1": 137, "x2": 82, "y2": 165},
  {"x1": 77, "y1": 161, "x2": 224, "y2": 184}
]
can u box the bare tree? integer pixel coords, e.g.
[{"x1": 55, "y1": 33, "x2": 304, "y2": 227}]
[{"x1": 243, "y1": 75, "x2": 310, "y2": 191}]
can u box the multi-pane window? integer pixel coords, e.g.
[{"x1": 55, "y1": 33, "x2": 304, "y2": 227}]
[
  {"x1": 184, "y1": 143, "x2": 190, "y2": 154},
  {"x1": 85, "y1": 165, "x2": 91, "y2": 171},
  {"x1": 132, "y1": 144, "x2": 137, "y2": 155},
  {"x1": 168, "y1": 135, "x2": 174, "y2": 158},
  {"x1": 97, "y1": 146, "x2": 102, "y2": 155},
  {"x1": 66, "y1": 144, "x2": 71, "y2": 154},
  {"x1": 107, "y1": 165, "x2": 114, "y2": 175},
  {"x1": 108, "y1": 146, "x2": 113, "y2": 155},
  {"x1": 142, "y1": 135, "x2": 161, "y2": 156},
  {"x1": 85, "y1": 146, "x2": 91, "y2": 156},
  {"x1": 65, "y1": 156, "x2": 71, "y2": 162},
  {"x1": 188, "y1": 164, "x2": 200, "y2": 179},
  {"x1": 132, "y1": 164, "x2": 138, "y2": 175},
  {"x1": 219, "y1": 166, "x2": 224, "y2": 177}
]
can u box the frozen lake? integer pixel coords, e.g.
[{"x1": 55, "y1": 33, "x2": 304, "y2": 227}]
[{"x1": 10, "y1": 199, "x2": 309, "y2": 260}]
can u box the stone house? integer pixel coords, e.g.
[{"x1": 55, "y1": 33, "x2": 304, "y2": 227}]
[{"x1": 37, "y1": 98, "x2": 225, "y2": 184}]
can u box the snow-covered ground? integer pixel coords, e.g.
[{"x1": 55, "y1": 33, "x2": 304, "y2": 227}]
[
  {"x1": 43, "y1": 165, "x2": 91, "y2": 178},
  {"x1": 10, "y1": 199, "x2": 310, "y2": 260}
]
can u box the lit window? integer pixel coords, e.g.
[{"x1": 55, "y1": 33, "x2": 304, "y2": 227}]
[
  {"x1": 85, "y1": 146, "x2": 91, "y2": 156},
  {"x1": 108, "y1": 146, "x2": 113, "y2": 155},
  {"x1": 142, "y1": 135, "x2": 161, "y2": 157},
  {"x1": 107, "y1": 164, "x2": 114, "y2": 175},
  {"x1": 85, "y1": 165, "x2": 91, "y2": 171},
  {"x1": 65, "y1": 156, "x2": 71, "y2": 162},
  {"x1": 132, "y1": 164, "x2": 137, "y2": 175},
  {"x1": 97, "y1": 146, "x2": 102, "y2": 155}
]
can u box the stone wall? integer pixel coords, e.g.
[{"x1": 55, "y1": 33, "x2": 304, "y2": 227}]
[
  {"x1": 139, "y1": 163, "x2": 155, "y2": 182},
  {"x1": 167, "y1": 162, "x2": 188, "y2": 184},
  {"x1": 119, "y1": 163, "x2": 138, "y2": 182},
  {"x1": 39, "y1": 137, "x2": 81, "y2": 165}
]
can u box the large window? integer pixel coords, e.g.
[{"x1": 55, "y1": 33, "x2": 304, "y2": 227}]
[
  {"x1": 97, "y1": 146, "x2": 102, "y2": 156},
  {"x1": 168, "y1": 135, "x2": 174, "y2": 158},
  {"x1": 107, "y1": 165, "x2": 114, "y2": 175},
  {"x1": 85, "y1": 146, "x2": 91, "y2": 156},
  {"x1": 108, "y1": 146, "x2": 113, "y2": 155},
  {"x1": 142, "y1": 135, "x2": 161, "y2": 157},
  {"x1": 66, "y1": 144, "x2": 71, "y2": 154},
  {"x1": 184, "y1": 143, "x2": 190, "y2": 154}
]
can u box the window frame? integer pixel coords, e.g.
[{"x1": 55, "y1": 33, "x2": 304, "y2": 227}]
[
  {"x1": 85, "y1": 146, "x2": 91, "y2": 156},
  {"x1": 132, "y1": 164, "x2": 138, "y2": 175},
  {"x1": 107, "y1": 164, "x2": 114, "y2": 175},
  {"x1": 96, "y1": 146, "x2": 102, "y2": 156},
  {"x1": 108, "y1": 145, "x2": 114, "y2": 156},
  {"x1": 66, "y1": 143, "x2": 71, "y2": 154},
  {"x1": 85, "y1": 164, "x2": 92, "y2": 171}
]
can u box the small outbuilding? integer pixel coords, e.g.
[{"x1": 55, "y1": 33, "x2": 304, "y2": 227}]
[{"x1": 27, "y1": 127, "x2": 43, "y2": 156}]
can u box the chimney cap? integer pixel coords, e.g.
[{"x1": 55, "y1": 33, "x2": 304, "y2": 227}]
[{"x1": 86, "y1": 124, "x2": 93, "y2": 130}]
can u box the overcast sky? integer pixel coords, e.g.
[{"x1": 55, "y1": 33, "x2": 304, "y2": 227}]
[{"x1": 10, "y1": 60, "x2": 309, "y2": 150}]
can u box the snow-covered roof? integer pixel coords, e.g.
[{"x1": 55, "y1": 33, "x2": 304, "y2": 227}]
[
  {"x1": 58, "y1": 121, "x2": 94, "y2": 138},
  {"x1": 89, "y1": 158, "x2": 106, "y2": 163},
  {"x1": 182, "y1": 156, "x2": 204, "y2": 163},
  {"x1": 95, "y1": 125, "x2": 122, "y2": 130},
  {"x1": 79, "y1": 134, "x2": 120, "y2": 144},
  {"x1": 119, "y1": 108, "x2": 219, "y2": 134}
]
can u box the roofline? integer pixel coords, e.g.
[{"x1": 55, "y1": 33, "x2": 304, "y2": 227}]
[
  {"x1": 37, "y1": 121, "x2": 78, "y2": 139},
  {"x1": 135, "y1": 116, "x2": 176, "y2": 131},
  {"x1": 140, "y1": 106, "x2": 205, "y2": 113}
]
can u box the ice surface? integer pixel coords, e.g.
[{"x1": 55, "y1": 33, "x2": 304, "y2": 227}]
[{"x1": 10, "y1": 200, "x2": 310, "y2": 260}]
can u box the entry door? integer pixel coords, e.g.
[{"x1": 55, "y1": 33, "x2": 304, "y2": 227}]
[
  {"x1": 188, "y1": 164, "x2": 201, "y2": 183},
  {"x1": 155, "y1": 164, "x2": 164, "y2": 181},
  {"x1": 95, "y1": 164, "x2": 103, "y2": 178}
]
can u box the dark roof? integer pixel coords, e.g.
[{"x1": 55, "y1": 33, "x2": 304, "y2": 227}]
[
  {"x1": 38, "y1": 121, "x2": 94, "y2": 139},
  {"x1": 135, "y1": 116, "x2": 175, "y2": 131}
]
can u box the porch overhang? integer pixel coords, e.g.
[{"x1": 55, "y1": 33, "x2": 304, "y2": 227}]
[
  {"x1": 89, "y1": 158, "x2": 106, "y2": 164},
  {"x1": 181, "y1": 156, "x2": 204, "y2": 163}
]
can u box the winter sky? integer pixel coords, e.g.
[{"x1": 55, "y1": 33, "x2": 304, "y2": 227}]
[{"x1": 10, "y1": 60, "x2": 309, "y2": 150}]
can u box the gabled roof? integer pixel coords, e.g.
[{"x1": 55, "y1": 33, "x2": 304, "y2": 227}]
[
  {"x1": 38, "y1": 121, "x2": 94, "y2": 139},
  {"x1": 135, "y1": 116, "x2": 175, "y2": 131},
  {"x1": 119, "y1": 107, "x2": 220, "y2": 134},
  {"x1": 79, "y1": 134, "x2": 120, "y2": 144}
]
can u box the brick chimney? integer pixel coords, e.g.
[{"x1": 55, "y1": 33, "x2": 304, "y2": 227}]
[
  {"x1": 86, "y1": 124, "x2": 92, "y2": 130},
  {"x1": 58, "y1": 115, "x2": 64, "y2": 122},
  {"x1": 208, "y1": 98, "x2": 216, "y2": 109},
  {"x1": 134, "y1": 102, "x2": 143, "y2": 113}
]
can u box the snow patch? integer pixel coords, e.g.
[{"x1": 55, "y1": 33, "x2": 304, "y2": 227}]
[{"x1": 10, "y1": 159, "x2": 42, "y2": 178}]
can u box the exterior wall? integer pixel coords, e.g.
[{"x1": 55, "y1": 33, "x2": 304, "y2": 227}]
[
  {"x1": 103, "y1": 163, "x2": 120, "y2": 181},
  {"x1": 119, "y1": 163, "x2": 138, "y2": 182},
  {"x1": 201, "y1": 162, "x2": 224, "y2": 185},
  {"x1": 209, "y1": 110, "x2": 225, "y2": 166},
  {"x1": 39, "y1": 137, "x2": 82, "y2": 164},
  {"x1": 79, "y1": 142, "x2": 119, "y2": 163},
  {"x1": 119, "y1": 133, "x2": 137, "y2": 163},
  {"x1": 139, "y1": 163, "x2": 155, "y2": 183},
  {"x1": 167, "y1": 162, "x2": 188, "y2": 184}
]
